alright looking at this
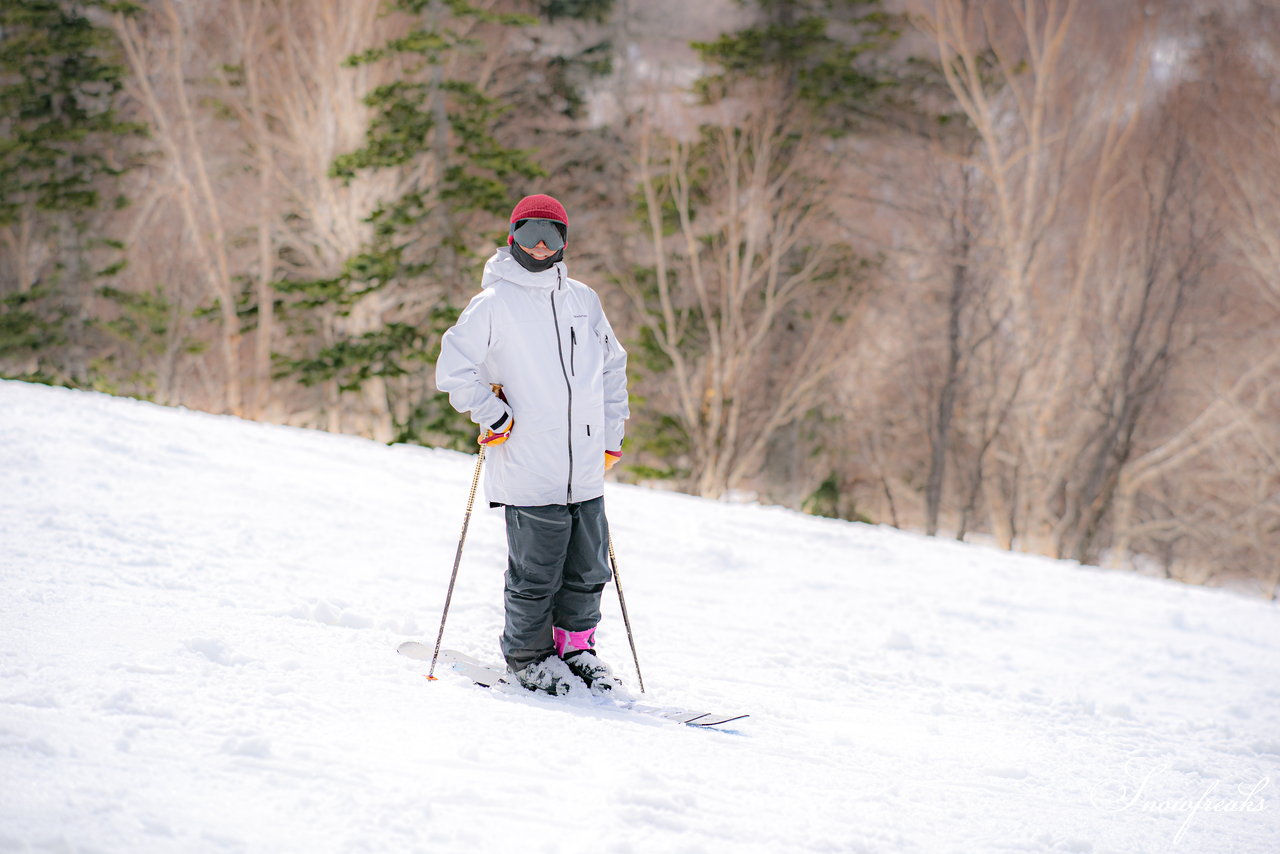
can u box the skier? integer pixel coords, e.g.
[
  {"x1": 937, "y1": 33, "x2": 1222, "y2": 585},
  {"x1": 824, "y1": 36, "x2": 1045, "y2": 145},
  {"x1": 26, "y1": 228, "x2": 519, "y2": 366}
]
[{"x1": 435, "y1": 194, "x2": 629, "y2": 696}]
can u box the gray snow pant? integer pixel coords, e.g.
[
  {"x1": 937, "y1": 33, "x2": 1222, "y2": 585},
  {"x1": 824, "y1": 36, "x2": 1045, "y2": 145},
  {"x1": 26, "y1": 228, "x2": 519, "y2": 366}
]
[{"x1": 501, "y1": 497, "x2": 612, "y2": 671}]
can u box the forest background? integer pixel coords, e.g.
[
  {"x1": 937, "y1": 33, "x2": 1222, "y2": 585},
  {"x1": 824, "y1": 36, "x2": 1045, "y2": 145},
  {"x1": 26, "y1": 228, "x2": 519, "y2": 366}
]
[{"x1": 3, "y1": 0, "x2": 1278, "y2": 597}]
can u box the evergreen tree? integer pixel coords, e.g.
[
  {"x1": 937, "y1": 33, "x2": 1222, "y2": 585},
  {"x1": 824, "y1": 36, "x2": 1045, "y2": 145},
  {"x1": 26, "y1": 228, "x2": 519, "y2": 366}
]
[
  {"x1": 0, "y1": 0, "x2": 143, "y2": 385},
  {"x1": 693, "y1": 0, "x2": 902, "y2": 130},
  {"x1": 272, "y1": 0, "x2": 552, "y2": 446}
]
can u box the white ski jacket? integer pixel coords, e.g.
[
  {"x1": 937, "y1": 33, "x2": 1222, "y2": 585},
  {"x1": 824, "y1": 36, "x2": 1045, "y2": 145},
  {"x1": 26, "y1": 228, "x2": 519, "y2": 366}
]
[{"x1": 435, "y1": 248, "x2": 629, "y2": 506}]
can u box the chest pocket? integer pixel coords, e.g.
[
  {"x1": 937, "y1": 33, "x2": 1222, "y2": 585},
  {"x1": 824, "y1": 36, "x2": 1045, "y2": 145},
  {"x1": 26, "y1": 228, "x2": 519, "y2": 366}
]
[{"x1": 568, "y1": 320, "x2": 605, "y2": 378}]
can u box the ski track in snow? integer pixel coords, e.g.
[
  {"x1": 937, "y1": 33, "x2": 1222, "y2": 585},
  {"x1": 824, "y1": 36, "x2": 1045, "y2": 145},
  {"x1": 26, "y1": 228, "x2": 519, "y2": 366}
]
[{"x1": 1, "y1": 379, "x2": 1278, "y2": 853}]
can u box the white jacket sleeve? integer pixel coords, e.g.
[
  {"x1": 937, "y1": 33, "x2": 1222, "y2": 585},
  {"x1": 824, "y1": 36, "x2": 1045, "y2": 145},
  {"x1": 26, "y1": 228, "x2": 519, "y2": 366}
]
[
  {"x1": 597, "y1": 308, "x2": 629, "y2": 451},
  {"x1": 435, "y1": 291, "x2": 511, "y2": 431}
]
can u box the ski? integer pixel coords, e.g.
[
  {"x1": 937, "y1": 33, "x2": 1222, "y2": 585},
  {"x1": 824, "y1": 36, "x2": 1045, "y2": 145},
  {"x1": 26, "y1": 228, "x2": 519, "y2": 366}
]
[{"x1": 397, "y1": 641, "x2": 748, "y2": 729}]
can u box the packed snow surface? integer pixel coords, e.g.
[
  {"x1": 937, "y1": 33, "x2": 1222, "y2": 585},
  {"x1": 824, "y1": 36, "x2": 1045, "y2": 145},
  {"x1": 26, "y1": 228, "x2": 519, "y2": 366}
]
[{"x1": 1, "y1": 380, "x2": 1277, "y2": 853}]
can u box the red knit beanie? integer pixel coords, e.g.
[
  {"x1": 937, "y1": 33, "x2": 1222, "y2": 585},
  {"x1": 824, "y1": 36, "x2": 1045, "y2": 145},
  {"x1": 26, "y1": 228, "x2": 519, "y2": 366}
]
[{"x1": 508, "y1": 194, "x2": 568, "y2": 245}]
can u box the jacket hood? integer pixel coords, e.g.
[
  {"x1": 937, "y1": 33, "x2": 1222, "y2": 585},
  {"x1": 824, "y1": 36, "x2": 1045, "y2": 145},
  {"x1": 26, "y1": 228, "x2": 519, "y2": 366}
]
[{"x1": 481, "y1": 247, "x2": 564, "y2": 290}]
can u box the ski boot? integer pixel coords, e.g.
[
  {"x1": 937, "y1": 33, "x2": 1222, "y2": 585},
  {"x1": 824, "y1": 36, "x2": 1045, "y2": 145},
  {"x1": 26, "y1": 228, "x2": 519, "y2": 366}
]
[
  {"x1": 509, "y1": 654, "x2": 582, "y2": 696},
  {"x1": 562, "y1": 649, "x2": 623, "y2": 695},
  {"x1": 554, "y1": 625, "x2": 621, "y2": 694}
]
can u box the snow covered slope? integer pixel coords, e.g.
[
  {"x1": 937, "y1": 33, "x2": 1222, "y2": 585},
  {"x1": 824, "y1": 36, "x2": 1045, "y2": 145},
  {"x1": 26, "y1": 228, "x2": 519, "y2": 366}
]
[{"x1": 1, "y1": 380, "x2": 1277, "y2": 853}]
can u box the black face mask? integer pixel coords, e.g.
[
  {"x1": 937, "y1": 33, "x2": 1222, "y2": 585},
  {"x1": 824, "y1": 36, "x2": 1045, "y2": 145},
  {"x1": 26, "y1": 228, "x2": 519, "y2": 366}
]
[{"x1": 510, "y1": 241, "x2": 564, "y2": 273}]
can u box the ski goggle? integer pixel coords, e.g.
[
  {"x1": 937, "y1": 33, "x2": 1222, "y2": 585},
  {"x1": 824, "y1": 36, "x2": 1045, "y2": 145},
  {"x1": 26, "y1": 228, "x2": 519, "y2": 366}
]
[{"x1": 511, "y1": 218, "x2": 566, "y2": 252}]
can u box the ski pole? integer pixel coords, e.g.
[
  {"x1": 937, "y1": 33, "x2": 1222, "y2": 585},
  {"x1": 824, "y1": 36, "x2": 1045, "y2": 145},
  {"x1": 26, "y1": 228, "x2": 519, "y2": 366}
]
[
  {"x1": 608, "y1": 535, "x2": 646, "y2": 694},
  {"x1": 427, "y1": 443, "x2": 486, "y2": 681}
]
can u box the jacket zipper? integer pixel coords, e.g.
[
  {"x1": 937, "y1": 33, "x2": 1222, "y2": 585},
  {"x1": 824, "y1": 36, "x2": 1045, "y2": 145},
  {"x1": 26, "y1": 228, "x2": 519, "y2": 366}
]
[
  {"x1": 550, "y1": 276, "x2": 573, "y2": 503},
  {"x1": 570, "y1": 327, "x2": 577, "y2": 376}
]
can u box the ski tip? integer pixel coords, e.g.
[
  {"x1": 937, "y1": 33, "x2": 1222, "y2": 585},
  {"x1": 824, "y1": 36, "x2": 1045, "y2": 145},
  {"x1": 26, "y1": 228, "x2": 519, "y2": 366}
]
[{"x1": 687, "y1": 713, "x2": 750, "y2": 728}]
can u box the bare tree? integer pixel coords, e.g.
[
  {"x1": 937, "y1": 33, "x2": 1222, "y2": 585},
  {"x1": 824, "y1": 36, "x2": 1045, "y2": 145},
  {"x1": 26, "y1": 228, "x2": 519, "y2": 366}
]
[
  {"x1": 1053, "y1": 124, "x2": 1211, "y2": 563},
  {"x1": 220, "y1": 0, "x2": 406, "y2": 433},
  {"x1": 623, "y1": 90, "x2": 867, "y2": 498},
  {"x1": 1109, "y1": 3, "x2": 1280, "y2": 595},
  {"x1": 111, "y1": 0, "x2": 445, "y2": 434},
  {"x1": 113, "y1": 0, "x2": 248, "y2": 415},
  {"x1": 912, "y1": 0, "x2": 1195, "y2": 557}
]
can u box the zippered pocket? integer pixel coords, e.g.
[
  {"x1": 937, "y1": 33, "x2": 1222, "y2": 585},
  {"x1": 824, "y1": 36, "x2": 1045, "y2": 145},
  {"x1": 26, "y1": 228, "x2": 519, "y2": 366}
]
[{"x1": 570, "y1": 327, "x2": 577, "y2": 376}]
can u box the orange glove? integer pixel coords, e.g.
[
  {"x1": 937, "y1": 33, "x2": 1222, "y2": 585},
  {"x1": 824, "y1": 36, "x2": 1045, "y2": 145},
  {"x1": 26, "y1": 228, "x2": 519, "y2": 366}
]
[
  {"x1": 479, "y1": 384, "x2": 512, "y2": 446},
  {"x1": 604, "y1": 450, "x2": 622, "y2": 471},
  {"x1": 479, "y1": 412, "x2": 512, "y2": 446}
]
